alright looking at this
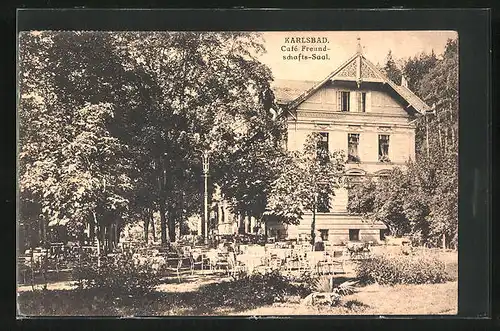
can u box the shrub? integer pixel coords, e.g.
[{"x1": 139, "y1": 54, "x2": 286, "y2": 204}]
[
  {"x1": 312, "y1": 275, "x2": 334, "y2": 293},
  {"x1": 355, "y1": 254, "x2": 447, "y2": 285},
  {"x1": 197, "y1": 270, "x2": 310, "y2": 309},
  {"x1": 310, "y1": 276, "x2": 357, "y2": 295},
  {"x1": 445, "y1": 261, "x2": 458, "y2": 281},
  {"x1": 72, "y1": 252, "x2": 162, "y2": 297}
]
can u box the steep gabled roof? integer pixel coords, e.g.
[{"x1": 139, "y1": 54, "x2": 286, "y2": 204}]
[
  {"x1": 272, "y1": 49, "x2": 431, "y2": 115},
  {"x1": 272, "y1": 79, "x2": 317, "y2": 104}
]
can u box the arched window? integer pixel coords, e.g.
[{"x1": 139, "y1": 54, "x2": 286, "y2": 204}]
[{"x1": 375, "y1": 169, "x2": 391, "y2": 178}]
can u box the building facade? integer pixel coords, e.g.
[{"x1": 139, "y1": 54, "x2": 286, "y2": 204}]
[{"x1": 267, "y1": 43, "x2": 431, "y2": 244}]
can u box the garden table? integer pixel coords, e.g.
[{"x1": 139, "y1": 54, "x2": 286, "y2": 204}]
[{"x1": 236, "y1": 254, "x2": 265, "y2": 273}]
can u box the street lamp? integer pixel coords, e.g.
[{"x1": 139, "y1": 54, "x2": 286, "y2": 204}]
[
  {"x1": 202, "y1": 150, "x2": 210, "y2": 245},
  {"x1": 311, "y1": 191, "x2": 318, "y2": 249}
]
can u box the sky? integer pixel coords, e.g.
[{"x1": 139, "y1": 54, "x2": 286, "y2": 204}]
[{"x1": 257, "y1": 31, "x2": 458, "y2": 82}]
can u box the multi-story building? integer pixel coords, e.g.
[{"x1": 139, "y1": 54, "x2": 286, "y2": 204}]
[{"x1": 266, "y1": 42, "x2": 431, "y2": 244}]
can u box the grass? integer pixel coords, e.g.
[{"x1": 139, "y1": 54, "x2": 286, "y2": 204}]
[
  {"x1": 234, "y1": 281, "x2": 457, "y2": 316},
  {"x1": 17, "y1": 248, "x2": 458, "y2": 316},
  {"x1": 17, "y1": 278, "x2": 458, "y2": 316}
]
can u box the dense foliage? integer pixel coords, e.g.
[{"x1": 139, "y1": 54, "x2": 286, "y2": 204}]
[
  {"x1": 18, "y1": 31, "x2": 458, "y2": 252},
  {"x1": 348, "y1": 38, "x2": 458, "y2": 248},
  {"x1": 355, "y1": 254, "x2": 447, "y2": 285},
  {"x1": 72, "y1": 252, "x2": 162, "y2": 296},
  {"x1": 18, "y1": 31, "x2": 284, "y2": 248},
  {"x1": 198, "y1": 270, "x2": 310, "y2": 307},
  {"x1": 265, "y1": 133, "x2": 345, "y2": 243}
]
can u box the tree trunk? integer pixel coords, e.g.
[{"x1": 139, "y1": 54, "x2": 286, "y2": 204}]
[
  {"x1": 239, "y1": 213, "x2": 245, "y2": 234},
  {"x1": 113, "y1": 222, "x2": 118, "y2": 249},
  {"x1": 168, "y1": 207, "x2": 176, "y2": 243},
  {"x1": 101, "y1": 224, "x2": 106, "y2": 254},
  {"x1": 425, "y1": 115, "x2": 430, "y2": 158},
  {"x1": 89, "y1": 222, "x2": 95, "y2": 245},
  {"x1": 38, "y1": 218, "x2": 43, "y2": 246},
  {"x1": 150, "y1": 210, "x2": 156, "y2": 242},
  {"x1": 92, "y1": 212, "x2": 101, "y2": 268},
  {"x1": 442, "y1": 233, "x2": 446, "y2": 250},
  {"x1": 144, "y1": 210, "x2": 150, "y2": 243},
  {"x1": 437, "y1": 121, "x2": 443, "y2": 150},
  {"x1": 159, "y1": 200, "x2": 168, "y2": 245},
  {"x1": 311, "y1": 209, "x2": 316, "y2": 247},
  {"x1": 246, "y1": 214, "x2": 251, "y2": 233}
]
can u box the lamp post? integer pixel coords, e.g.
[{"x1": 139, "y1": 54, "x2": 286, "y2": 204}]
[
  {"x1": 202, "y1": 150, "x2": 210, "y2": 245},
  {"x1": 311, "y1": 191, "x2": 318, "y2": 249}
]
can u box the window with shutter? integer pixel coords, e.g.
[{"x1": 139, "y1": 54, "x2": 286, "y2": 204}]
[
  {"x1": 348, "y1": 133, "x2": 360, "y2": 163},
  {"x1": 349, "y1": 229, "x2": 360, "y2": 241},
  {"x1": 361, "y1": 92, "x2": 366, "y2": 112},
  {"x1": 378, "y1": 134, "x2": 390, "y2": 162},
  {"x1": 356, "y1": 92, "x2": 360, "y2": 112},
  {"x1": 340, "y1": 91, "x2": 350, "y2": 111},
  {"x1": 316, "y1": 132, "x2": 329, "y2": 164},
  {"x1": 356, "y1": 92, "x2": 367, "y2": 112}
]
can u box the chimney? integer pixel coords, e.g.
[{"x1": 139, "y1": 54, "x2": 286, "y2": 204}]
[{"x1": 401, "y1": 74, "x2": 408, "y2": 88}]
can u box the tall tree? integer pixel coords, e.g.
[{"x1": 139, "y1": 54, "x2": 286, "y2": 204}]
[
  {"x1": 383, "y1": 50, "x2": 403, "y2": 85},
  {"x1": 18, "y1": 31, "x2": 143, "y2": 251},
  {"x1": 19, "y1": 31, "x2": 284, "y2": 248},
  {"x1": 115, "y1": 31, "x2": 283, "y2": 242},
  {"x1": 403, "y1": 51, "x2": 438, "y2": 92},
  {"x1": 347, "y1": 38, "x2": 458, "y2": 248},
  {"x1": 265, "y1": 133, "x2": 345, "y2": 245}
]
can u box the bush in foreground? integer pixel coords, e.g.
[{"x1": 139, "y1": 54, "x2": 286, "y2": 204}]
[
  {"x1": 355, "y1": 254, "x2": 447, "y2": 285},
  {"x1": 196, "y1": 270, "x2": 310, "y2": 309},
  {"x1": 72, "y1": 252, "x2": 162, "y2": 297}
]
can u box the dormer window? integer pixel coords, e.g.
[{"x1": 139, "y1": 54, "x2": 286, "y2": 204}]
[
  {"x1": 357, "y1": 92, "x2": 367, "y2": 112},
  {"x1": 338, "y1": 91, "x2": 350, "y2": 112}
]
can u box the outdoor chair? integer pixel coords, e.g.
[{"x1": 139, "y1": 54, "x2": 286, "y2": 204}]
[
  {"x1": 189, "y1": 250, "x2": 210, "y2": 275},
  {"x1": 266, "y1": 254, "x2": 284, "y2": 272},
  {"x1": 307, "y1": 251, "x2": 328, "y2": 274},
  {"x1": 275, "y1": 248, "x2": 292, "y2": 260},
  {"x1": 316, "y1": 252, "x2": 345, "y2": 275},
  {"x1": 214, "y1": 252, "x2": 231, "y2": 272},
  {"x1": 163, "y1": 252, "x2": 192, "y2": 283},
  {"x1": 205, "y1": 249, "x2": 219, "y2": 272},
  {"x1": 238, "y1": 244, "x2": 249, "y2": 254},
  {"x1": 164, "y1": 255, "x2": 183, "y2": 283},
  {"x1": 285, "y1": 251, "x2": 306, "y2": 273},
  {"x1": 227, "y1": 252, "x2": 247, "y2": 277},
  {"x1": 18, "y1": 255, "x2": 33, "y2": 285}
]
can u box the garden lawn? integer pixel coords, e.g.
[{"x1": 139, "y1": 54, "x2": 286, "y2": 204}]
[
  {"x1": 237, "y1": 281, "x2": 457, "y2": 315},
  {"x1": 17, "y1": 279, "x2": 457, "y2": 316}
]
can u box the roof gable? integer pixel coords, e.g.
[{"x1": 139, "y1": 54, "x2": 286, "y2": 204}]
[{"x1": 273, "y1": 50, "x2": 431, "y2": 115}]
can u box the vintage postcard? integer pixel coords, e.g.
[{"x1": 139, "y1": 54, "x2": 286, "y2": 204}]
[{"x1": 17, "y1": 30, "x2": 458, "y2": 316}]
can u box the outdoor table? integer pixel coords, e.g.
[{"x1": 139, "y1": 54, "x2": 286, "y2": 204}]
[
  {"x1": 236, "y1": 254, "x2": 265, "y2": 273},
  {"x1": 274, "y1": 248, "x2": 292, "y2": 260},
  {"x1": 247, "y1": 246, "x2": 266, "y2": 256}
]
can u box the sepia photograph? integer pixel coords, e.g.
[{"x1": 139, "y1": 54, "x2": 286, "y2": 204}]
[{"x1": 17, "y1": 29, "x2": 459, "y2": 316}]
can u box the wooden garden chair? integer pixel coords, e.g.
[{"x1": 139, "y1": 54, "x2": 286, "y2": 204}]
[
  {"x1": 306, "y1": 251, "x2": 325, "y2": 275},
  {"x1": 18, "y1": 255, "x2": 33, "y2": 285},
  {"x1": 227, "y1": 252, "x2": 247, "y2": 277},
  {"x1": 189, "y1": 250, "x2": 210, "y2": 275},
  {"x1": 163, "y1": 252, "x2": 192, "y2": 283},
  {"x1": 164, "y1": 255, "x2": 183, "y2": 283},
  {"x1": 214, "y1": 252, "x2": 230, "y2": 272}
]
